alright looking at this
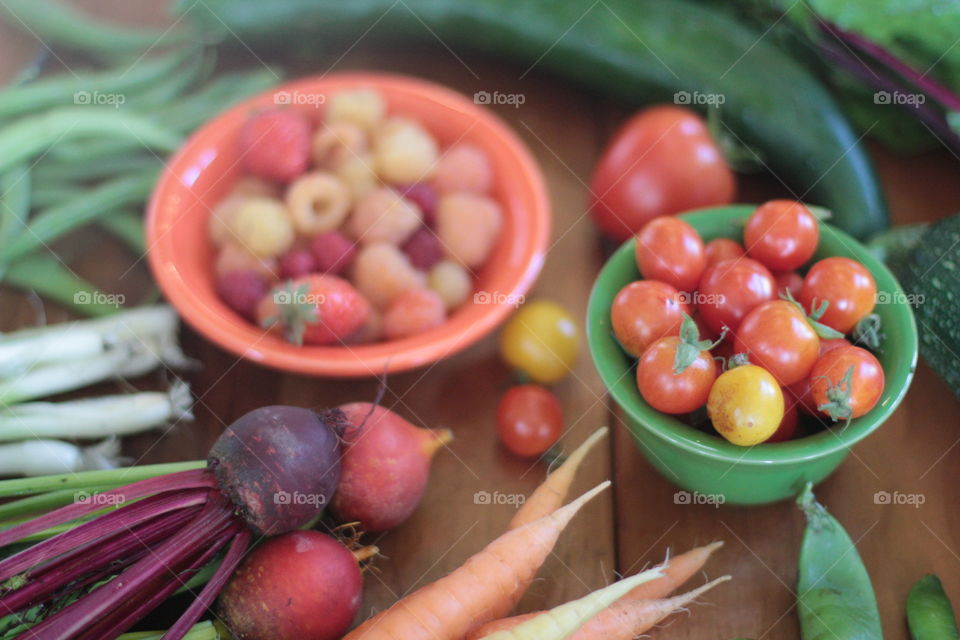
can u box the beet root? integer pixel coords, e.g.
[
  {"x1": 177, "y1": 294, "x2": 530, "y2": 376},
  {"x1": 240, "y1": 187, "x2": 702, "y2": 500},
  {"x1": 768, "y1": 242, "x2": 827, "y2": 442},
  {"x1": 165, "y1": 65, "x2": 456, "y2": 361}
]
[
  {"x1": 331, "y1": 402, "x2": 451, "y2": 532},
  {"x1": 219, "y1": 531, "x2": 365, "y2": 640},
  {"x1": 209, "y1": 406, "x2": 344, "y2": 536}
]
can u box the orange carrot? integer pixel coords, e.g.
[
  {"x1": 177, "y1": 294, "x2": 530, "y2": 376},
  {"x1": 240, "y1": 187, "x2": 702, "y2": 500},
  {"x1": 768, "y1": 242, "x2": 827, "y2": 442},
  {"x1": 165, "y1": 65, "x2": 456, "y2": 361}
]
[
  {"x1": 470, "y1": 575, "x2": 731, "y2": 640},
  {"x1": 510, "y1": 427, "x2": 608, "y2": 529},
  {"x1": 344, "y1": 481, "x2": 611, "y2": 640},
  {"x1": 465, "y1": 540, "x2": 724, "y2": 640}
]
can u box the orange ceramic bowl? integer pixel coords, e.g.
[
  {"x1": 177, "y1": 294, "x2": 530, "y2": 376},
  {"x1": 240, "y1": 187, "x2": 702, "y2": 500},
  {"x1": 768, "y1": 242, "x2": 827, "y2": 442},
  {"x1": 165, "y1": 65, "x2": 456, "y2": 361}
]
[{"x1": 147, "y1": 73, "x2": 550, "y2": 377}]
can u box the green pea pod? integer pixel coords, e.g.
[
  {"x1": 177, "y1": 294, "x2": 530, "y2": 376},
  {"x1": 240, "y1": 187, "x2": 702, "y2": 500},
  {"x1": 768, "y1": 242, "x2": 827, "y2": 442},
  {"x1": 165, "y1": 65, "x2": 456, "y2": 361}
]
[
  {"x1": 797, "y1": 484, "x2": 882, "y2": 640},
  {"x1": 182, "y1": 0, "x2": 889, "y2": 238},
  {"x1": 908, "y1": 575, "x2": 959, "y2": 640}
]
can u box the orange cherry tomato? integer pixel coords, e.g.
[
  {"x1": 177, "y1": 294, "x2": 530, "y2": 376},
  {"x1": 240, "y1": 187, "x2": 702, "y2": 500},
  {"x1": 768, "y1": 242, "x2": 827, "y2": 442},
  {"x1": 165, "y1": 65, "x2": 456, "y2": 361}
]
[
  {"x1": 697, "y1": 258, "x2": 776, "y2": 336},
  {"x1": 635, "y1": 217, "x2": 706, "y2": 292},
  {"x1": 744, "y1": 200, "x2": 819, "y2": 271},
  {"x1": 611, "y1": 280, "x2": 690, "y2": 357},
  {"x1": 810, "y1": 345, "x2": 884, "y2": 421},
  {"x1": 704, "y1": 238, "x2": 745, "y2": 267},
  {"x1": 496, "y1": 385, "x2": 563, "y2": 457},
  {"x1": 800, "y1": 257, "x2": 877, "y2": 334},
  {"x1": 637, "y1": 336, "x2": 717, "y2": 414},
  {"x1": 733, "y1": 300, "x2": 820, "y2": 386},
  {"x1": 589, "y1": 106, "x2": 735, "y2": 241}
]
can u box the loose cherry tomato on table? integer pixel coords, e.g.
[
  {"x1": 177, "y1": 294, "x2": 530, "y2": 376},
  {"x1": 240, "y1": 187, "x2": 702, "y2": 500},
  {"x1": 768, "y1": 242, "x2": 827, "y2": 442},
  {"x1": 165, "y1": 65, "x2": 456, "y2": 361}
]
[
  {"x1": 774, "y1": 271, "x2": 804, "y2": 299},
  {"x1": 697, "y1": 258, "x2": 776, "y2": 336},
  {"x1": 500, "y1": 300, "x2": 578, "y2": 384},
  {"x1": 733, "y1": 300, "x2": 820, "y2": 386},
  {"x1": 744, "y1": 200, "x2": 819, "y2": 271},
  {"x1": 707, "y1": 364, "x2": 784, "y2": 446},
  {"x1": 800, "y1": 257, "x2": 877, "y2": 334},
  {"x1": 810, "y1": 345, "x2": 884, "y2": 421},
  {"x1": 636, "y1": 315, "x2": 720, "y2": 414},
  {"x1": 589, "y1": 106, "x2": 735, "y2": 241},
  {"x1": 496, "y1": 385, "x2": 563, "y2": 458},
  {"x1": 611, "y1": 280, "x2": 690, "y2": 357},
  {"x1": 635, "y1": 217, "x2": 706, "y2": 292},
  {"x1": 704, "y1": 238, "x2": 745, "y2": 267},
  {"x1": 785, "y1": 338, "x2": 851, "y2": 415}
]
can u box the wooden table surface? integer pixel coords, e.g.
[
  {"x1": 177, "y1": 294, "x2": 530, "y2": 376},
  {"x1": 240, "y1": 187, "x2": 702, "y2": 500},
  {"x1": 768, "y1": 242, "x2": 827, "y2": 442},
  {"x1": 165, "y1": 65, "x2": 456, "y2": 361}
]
[{"x1": 2, "y1": 2, "x2": 959, "y2": 638}]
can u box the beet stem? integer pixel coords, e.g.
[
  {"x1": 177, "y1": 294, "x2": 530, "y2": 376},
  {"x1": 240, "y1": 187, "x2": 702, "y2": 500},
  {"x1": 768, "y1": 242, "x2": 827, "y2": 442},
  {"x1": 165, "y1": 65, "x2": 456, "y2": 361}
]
[
  {"x1": 17, "y1": 492, "x2": 233, "y2": 639},
  {"x1": 0, "y1": 488, "x2": 210, "y2": 584},
  {"x1": 0, "y1": 469, "x2": 212, "y2": 549},
  {"x1": 162, "y1": 527, "x2": 252, "y2": 640}
]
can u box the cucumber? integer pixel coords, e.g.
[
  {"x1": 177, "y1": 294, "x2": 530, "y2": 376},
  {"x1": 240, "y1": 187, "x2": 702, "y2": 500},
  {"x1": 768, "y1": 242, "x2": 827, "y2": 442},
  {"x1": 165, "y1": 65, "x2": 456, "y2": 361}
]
[
  {"x1": 179, "y1": 0, "x2": 889, "y2": 239},
  {"x1": 893, "y1": 214, "x2": 960, "y2": 397}
]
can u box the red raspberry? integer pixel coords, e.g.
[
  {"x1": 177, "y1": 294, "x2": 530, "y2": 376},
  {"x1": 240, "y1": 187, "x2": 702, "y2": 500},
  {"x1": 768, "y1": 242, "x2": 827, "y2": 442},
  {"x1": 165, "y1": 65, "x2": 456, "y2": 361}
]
[
  {"x1": 401, "y1": 227, "x2": 443, "y2": 270},
  {"x1": 398, "y1": 183, "x2": 439, "y2": 226},
  {"x1": 278, "y1": 248, "x2": 317, "y2": 279},
  {"x1": 239, "y1": 108, "x2": 312, "y2": 183},
  {"x1": 259, "y1": 274, "x2": 371, "y2": 346},
  {"x1": 217, "y1": 270, "x2": 269, "y2": 321},
  {"x1": 310, "y1": 231, "x2": 357, "y2": 275}
]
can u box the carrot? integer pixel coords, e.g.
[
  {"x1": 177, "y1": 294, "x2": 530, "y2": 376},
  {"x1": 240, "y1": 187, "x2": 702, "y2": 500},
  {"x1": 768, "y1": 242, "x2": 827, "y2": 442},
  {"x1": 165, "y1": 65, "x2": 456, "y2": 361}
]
[
  {"x1": 344, "y1": 481, "x2": 611, "y2": 640},
  {"x1": 465, "y1": 540, "x2": 725, "y2": 639},
  {"x1": 510, "y1": 427, "x2": 608, "y2": 530},
  {"x1": 473, "y1": 574, "x2": 731, "y2": 640},
  {"x1": 476, "y1": 566, "x2": 666, "y2": 640}
]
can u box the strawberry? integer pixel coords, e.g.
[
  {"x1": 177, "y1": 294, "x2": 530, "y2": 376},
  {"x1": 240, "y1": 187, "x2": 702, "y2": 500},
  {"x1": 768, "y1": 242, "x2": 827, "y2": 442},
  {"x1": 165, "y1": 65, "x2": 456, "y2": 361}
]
[
  {"x1": 259, "y1": 274, "x2": 371, "y2": 346},
  {"x1": 239, "y1": 108, "x2": 312, "y2": 183}
]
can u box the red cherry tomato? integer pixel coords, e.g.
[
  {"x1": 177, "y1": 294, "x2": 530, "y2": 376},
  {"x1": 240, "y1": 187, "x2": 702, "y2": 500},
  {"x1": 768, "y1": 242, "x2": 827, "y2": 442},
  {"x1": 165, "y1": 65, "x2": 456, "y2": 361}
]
[
  {"x1": 733, "y1": 300, "x2": 820, "y2": 386},
  {"x1": 496, "y1": 385, "x2": 563, "y2": 458},
  {"x1": 635, "y1": 217, "x2": 706, "y2": 292},
  {"x1": 637, "y1": 336, "x2": 717, "y2": 414},
  {"x1": 800, "y1": 257, "x2": 877, "y2": 334},
  {"x1": 697, "y1": 258, "x2": 776, "y2": 336},
  {"x1": 589, "y1": 106, "x2": 735, "y2": 241},
  {"x1": 774, "y1": 271, "x2": 804, "y2": 299},
  {"x1": 744, "y1": 200, "x2": 819, "y2": 271},
  {"x1": 766, "y1": 395, "x2": 799, "y2": 443},
  {"x1": 784, "y1": 338, "x2": 851, "y2": 415},
  {"x1": 611, "y1": 280, "x2": 690, "y2": 357},
  {"x1": 810, "y1": 346, "x2": 884, "y2": 421},
  {"x1": 704, "y1": 238, "x2": 745, "y2": 267}
]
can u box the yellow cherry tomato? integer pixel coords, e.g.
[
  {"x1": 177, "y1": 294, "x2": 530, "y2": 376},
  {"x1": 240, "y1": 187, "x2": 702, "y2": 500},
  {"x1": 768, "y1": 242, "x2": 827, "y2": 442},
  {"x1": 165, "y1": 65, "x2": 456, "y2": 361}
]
[
  {"x1": 707, "y1": 364, "x2": 784, "y2": 446},
  {"x1": 499, "y1": 300, "x2": 579, "y2": 383}
]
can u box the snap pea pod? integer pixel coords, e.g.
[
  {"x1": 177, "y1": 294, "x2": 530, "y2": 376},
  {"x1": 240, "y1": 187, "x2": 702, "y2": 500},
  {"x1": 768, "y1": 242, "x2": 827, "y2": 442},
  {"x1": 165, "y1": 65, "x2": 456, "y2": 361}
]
[
  {"x1": 0, "y1": 109, "x2": 179, "y2": 176},
  {"x1": 0, "y1": 170, "x2": 157, "y2": 264},
  {"x1": 0, "y1": 0, "x2": 192, "y2": 58},
  {"x1": 797, "y1": 484, "x2": 882, "y2": 640},
  {"x1": 908, "y1": 575, "x2": 959, "y2": 640},
  {"x1": 0, "y1": 47, "x2": 195, "y2": 120},
  {"x1": 0, "y1": 165, "x2": 30, "y2": 246},
  {"x1": 183, "y1": 0, "x2": 889, "y2": 238}
]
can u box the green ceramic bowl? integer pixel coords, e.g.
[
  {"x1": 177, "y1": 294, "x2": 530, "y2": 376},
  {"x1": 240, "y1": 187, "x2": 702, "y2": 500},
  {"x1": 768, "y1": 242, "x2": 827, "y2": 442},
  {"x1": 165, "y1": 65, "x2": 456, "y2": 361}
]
[{"x1": 587, "y1": 206, "x2": 918, "y2": 504}]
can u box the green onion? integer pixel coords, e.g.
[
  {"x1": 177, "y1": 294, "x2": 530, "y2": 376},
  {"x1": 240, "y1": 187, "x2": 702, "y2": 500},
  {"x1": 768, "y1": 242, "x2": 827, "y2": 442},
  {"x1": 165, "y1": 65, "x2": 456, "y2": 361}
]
[{"x1": 0, "y1": 438, "x2": 121, "y2": 476}]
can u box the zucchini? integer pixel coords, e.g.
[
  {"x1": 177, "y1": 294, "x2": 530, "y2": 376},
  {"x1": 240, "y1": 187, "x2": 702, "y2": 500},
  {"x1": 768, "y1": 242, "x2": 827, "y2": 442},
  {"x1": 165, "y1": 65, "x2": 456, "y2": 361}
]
[
  {"x1": 180, "y1": 0, "x2": 889, "y2": 238},
  {"x1": 890, "y1": 214, "x2": 960, "y2": 397}
]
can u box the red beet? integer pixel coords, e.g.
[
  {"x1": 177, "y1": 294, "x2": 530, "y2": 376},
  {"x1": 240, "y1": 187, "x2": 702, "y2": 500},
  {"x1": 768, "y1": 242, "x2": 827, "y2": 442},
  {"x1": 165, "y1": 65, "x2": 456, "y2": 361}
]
[
  {"x1": 219, "y1": 531, "x2": 369, "y2": 640},
  {"x1": 332, "y1": 402, "x2": 451, "y2": 532},
  {"x1": 310, "y1": 231, "x2": 357, "y2": 274},
  {"x1": 217, "y1": 269, "x2": 269, "y2": 320},
  {"x1": 279, "y1": 248, "x2": 317, "y2": 279}
]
